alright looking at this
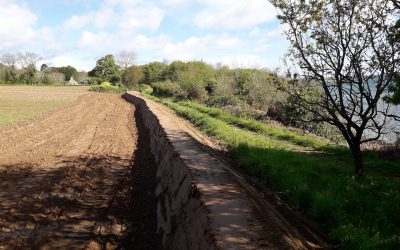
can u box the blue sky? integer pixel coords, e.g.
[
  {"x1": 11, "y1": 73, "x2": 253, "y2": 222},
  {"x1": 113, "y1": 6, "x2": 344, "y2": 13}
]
[{"x1": 0, "y1": 0, "x2": 289, "y2": 71}]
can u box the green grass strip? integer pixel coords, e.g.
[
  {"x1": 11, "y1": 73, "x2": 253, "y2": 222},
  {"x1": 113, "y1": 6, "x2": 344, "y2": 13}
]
[{"x1": 146, "y1": 94, "x2": 400, "y2": 250}]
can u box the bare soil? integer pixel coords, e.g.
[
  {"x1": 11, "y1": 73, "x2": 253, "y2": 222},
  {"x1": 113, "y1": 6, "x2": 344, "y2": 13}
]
[{"x1": 0, "y1": 93, "x2": 160, "y2": 249}]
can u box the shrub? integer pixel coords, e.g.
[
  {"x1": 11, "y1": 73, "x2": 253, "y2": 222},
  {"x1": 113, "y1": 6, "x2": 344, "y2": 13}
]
[
  {"x1": 89, "y1": 81, "x2": 126, "y2": 93},
  {"x1": 207, "y1": 95, "x2": 242, "y2": 107},
  {"x1": 205, "y1": 79, "x2": 218, "y2": 95},
  {"x1": 139, "y1": 84, "x2": 153, "y2": 94},
  {"x1": 152, "y1": 80, "x2": 182, "y2": 97}
]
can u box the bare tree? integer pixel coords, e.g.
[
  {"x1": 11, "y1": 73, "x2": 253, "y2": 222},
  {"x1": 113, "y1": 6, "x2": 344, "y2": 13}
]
[
  {"x1": 116, "y1": 50, "x2": 136, "y2": 69},
  {"x1": 0, "y1": 53, "x2": 17, "y2": 68},
  {"x1": 392, "y1": 0, "x2": 400, "y2": 9},
  {"x1": 270, "y1": 0, "x2": 400, "y2": 176},
  {"x1": 17, "y1": 52, "x2": 42, "y2": 69}
]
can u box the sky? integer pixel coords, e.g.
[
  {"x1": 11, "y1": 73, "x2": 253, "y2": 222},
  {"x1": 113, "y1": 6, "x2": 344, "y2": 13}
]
[{"x1": 0, "y1": 0, "x2": 289, "y2": 71}]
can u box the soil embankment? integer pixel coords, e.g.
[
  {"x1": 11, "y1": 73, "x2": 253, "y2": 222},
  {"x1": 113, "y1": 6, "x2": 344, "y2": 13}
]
[
  {"x1": 0, "y1": 91, "x2": 328, "y2": 249},
  {"x1": 123, "y1": 92, "x2": 329, "y2": 250}
]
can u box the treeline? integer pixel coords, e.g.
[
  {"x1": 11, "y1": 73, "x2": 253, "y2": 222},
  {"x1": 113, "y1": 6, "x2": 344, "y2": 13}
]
[
  {"x1": 119, "y1": 60, "x2": 339, "y2": 141},
  {"x1": 0, "y1": 52, "x2": 88, "y2": 85}
]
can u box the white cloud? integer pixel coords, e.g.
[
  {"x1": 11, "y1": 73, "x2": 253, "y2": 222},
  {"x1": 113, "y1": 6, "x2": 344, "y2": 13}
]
[
  {"x1": 162, "y1": 0, "x2": 187, "y2": 8},
  {"x1": 194, "y1": 0, "x2": 277, "y2": 30},
  {"x1": 77, "y1": 31, "x2": 110, "y2": 50},
  {"x1": 49, "y1": 55, "x2": 94, "y2": 71},
  {"x1": 118, "y1": 4, "x2": 164, "y2": 33},
  {"x1": 0, "y1": 0, "x2": 37, "y2": 49},
  {"x1": 62, "y1": 1, "x2": 164, "y2": 32},
  {"x1": 160, "y1": 34, "x2": 244, "y2": 62}
]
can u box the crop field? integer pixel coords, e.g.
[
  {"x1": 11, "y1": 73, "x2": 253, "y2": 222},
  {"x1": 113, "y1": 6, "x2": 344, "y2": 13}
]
[{"x1": 0, "y1": 85, "x2": 89, "y2": 128}]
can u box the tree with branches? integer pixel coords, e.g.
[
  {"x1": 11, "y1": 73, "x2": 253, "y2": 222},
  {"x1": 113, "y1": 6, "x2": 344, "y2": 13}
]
[
  {"x1": 116, "y1": 50, "x2": 136, "y2": 69},
  {"x1": 270, "y1": 0, "x2": 400, "y2": 176}
]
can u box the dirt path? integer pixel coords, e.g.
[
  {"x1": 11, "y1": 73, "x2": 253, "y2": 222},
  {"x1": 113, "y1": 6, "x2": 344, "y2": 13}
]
[{"x1": 0, "y1": 93, "x2": 159, "y2": 249}]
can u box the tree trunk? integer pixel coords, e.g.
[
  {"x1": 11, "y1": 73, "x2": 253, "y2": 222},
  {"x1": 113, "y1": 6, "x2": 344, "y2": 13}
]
[{"x1": 350, "y1": 142, "x2": 364, "y2": 177}]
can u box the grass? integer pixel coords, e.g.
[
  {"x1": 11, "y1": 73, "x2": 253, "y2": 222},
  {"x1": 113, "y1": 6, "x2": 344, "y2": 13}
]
[
  {"x1": 0, "y1": 85, "x2": 89, "y2": 128},
  {"x1": 146, "y1": 93, "x2": 400, "y2": 250}
]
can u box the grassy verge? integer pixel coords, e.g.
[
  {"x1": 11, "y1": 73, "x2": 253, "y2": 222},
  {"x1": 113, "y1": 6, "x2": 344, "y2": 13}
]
[{"x1": 146, "y1": 94, "x2": 400, "y2": 250}]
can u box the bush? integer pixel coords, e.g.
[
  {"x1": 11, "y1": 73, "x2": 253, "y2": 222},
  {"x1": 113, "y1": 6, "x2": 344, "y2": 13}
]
[
  {"x1": 139, "y1": 84, "x2": 153, "y2": 94},
  {"x1": 89, "y1": 82, "x2": 126, "y2": 93},
  {"x1": 122, "y1": 65, "x2": 145, "y2": 89},
  {"x1": 207, "y1": 95, "x2": 242, "y2": 107},
  {"x1": 152, "y1": 80, "x2": 182, "y2": 97}
]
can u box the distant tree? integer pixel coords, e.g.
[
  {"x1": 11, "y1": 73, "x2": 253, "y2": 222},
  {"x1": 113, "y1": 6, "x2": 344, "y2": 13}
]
[
  {"x1": 271, "y1": 0, "x2": 400, "y2": 176},
  {"x1": 162, "y1": 61, "x2": 188, "y2": 82},
  {"x1": 5, "y1": 69, "x2": 17, "y2": 84},
  {"x1": 40, "y1": 64, "x2": 48, "y2": 72},
  {"x1": 116, "y1": 50, "x2": 136, "y2": 69},
  {"x1": 17, "y1": 52, "x2": 42, "y2": 69},
  {"x1": 0, "y1": 53, "x2": 17, "y2": 68},
  {"x1": 19, "y1": 64, "x2": 37, "y2": 84},
  {"x1": 58, "y1": 66, "x2": 77, "y2": 81},
  {"x1": 89, "y1": 55, "x2": 121, "y2": 84},
  {"x1": 121, "y1": 65, "x2": 145, "y2": 89},
  {"x1": 47, "y1": 72, "x2": 65, "y2": 84}
]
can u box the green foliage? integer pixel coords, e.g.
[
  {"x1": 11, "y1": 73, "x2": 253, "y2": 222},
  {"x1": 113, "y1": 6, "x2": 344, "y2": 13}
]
[
  {"x1": 18, "y1": 64, "x2": 36, "y2": 84},
  {"x1": 149, "y1": 95, "x2": 400, "y2": 250},
  {"x1": 89, "y1": 55, "x2": 121, "y2": 84},
  {"x1": 142, "y1": 61, "x2": 167, "y2": 84},
  {"x1": 207, "y1": 95, "x2": 243, "y2": 107},
  {"x1": 5, "y1": 68, "x2": 17, "y2": 84},
  {"x1": 162, "y1": 60, "x2": 188, "y2": 82},
  {"x1": 233, "y1": 69, "x2": 253, "y2": 96},
  {"x1": 121, "y1": 65, "x2": 145, "y2": 89},
  {"x1": 152, "y1": 80, "x2": 182, "y2": 97},
  {"x1": 58, "y1": 66, "x2": 77, "y2": 81},
  {"x1": 205, "y1": 79, "x2": 218, "y2": 95},
  {"x1": 176, "y1": 71, "x2": 208, "y2": 101},
  {"x1": 140, "y1": 84, "x2": 153, "y2": 95},
  {"x1": 40, "y1": 64, "x2": 48, "y2": 72},
  {"x1": 89, "y1": 81, "x2": 126, "y2": 93},
  {"x1": 386, "y1": 75, "x2": 400, "y2": 105}
]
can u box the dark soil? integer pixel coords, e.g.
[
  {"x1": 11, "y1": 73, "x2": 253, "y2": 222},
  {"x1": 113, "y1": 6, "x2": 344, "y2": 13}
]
[{"x1": 122, "y1": 108, "x2": 162, "y2": 250}]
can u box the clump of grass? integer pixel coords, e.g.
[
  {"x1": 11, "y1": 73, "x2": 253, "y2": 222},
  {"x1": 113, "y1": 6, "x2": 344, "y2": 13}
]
[
  {"x1": 147, "y1": 94, "x2": 400, "y2": 250},
  {"x1": 90, "y1": 82, "x2": 126, "y2": 93}
]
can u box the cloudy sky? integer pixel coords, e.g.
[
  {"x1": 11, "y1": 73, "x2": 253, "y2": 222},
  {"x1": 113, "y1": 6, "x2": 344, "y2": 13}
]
[{"x1": 0, "y1": 0, "x2": 288, "y2": 71}]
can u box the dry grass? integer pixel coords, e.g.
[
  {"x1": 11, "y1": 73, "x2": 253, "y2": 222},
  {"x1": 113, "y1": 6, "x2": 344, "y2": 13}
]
[{"x1": 0, "y1": 86, "x2": 89, "y2": 128}]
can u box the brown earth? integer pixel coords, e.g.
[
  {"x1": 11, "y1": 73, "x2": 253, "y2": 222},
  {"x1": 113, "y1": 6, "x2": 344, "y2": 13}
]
[
  {"x1": 0, "y1": 93, "x2": 160, "y2": 249},
  {"x1": 0, "y1": 91, "x2": 329, "y2": 250}
]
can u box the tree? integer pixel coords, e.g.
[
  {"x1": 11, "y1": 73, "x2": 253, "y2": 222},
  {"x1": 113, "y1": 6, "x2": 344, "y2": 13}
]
[
  {"x1": 121, "y1": 65, "x2": 145, "y2": 89},
  {"x1": 116, "y1": 50, "x2": 136, "y2": 69},
  {"x1": 142, "y1": 62, "x2": 167, "y2": 84},
  {"x1": 58, "y1": 66, "x2": 77, "y2": 81},
  {"x1": 89, "y1": 55, "x2": 121, "y2": 84},
  {"x1": 40, "y1": 64, "x2": 48, "y2": 71},
  {"x1": 1, "y1": 53, "x2": 18, "y2": 83},
  {"x1": 19, "y1": 64, "x2": 37, "y2": 84},
  {"x1": 386, "y1": 0, "x2": 400, "y2": 104},
  {"x1": 271, "y1": 0, "x2": 400, "y2": 176},
  {"x1": 0, "y1": 53, "x2": 17, "y2": 68},
  {"x1": 17, "y1": 52, "x2": 42, "y2": 69}
]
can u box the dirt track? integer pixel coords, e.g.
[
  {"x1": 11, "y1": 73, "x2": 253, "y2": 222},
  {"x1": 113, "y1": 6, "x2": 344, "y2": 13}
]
[{"x1": 0, "y1": 93, "x2": 159, "y2": 249}]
